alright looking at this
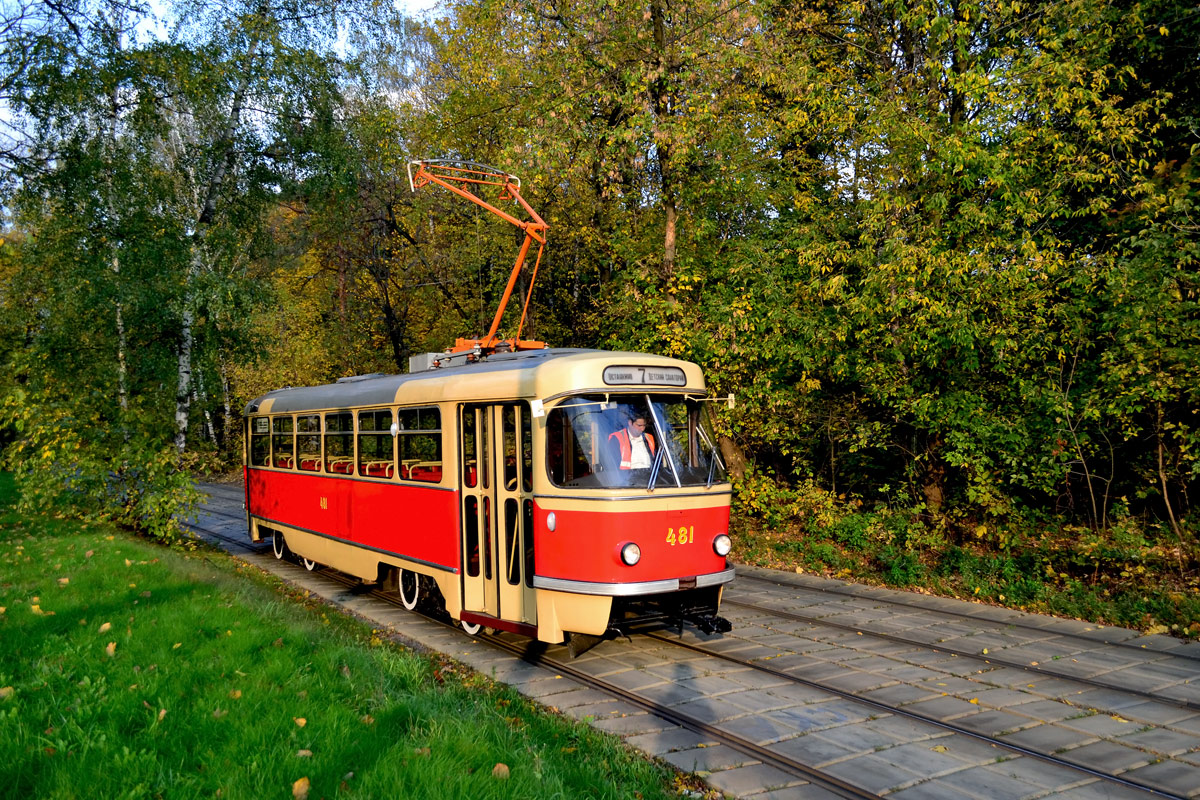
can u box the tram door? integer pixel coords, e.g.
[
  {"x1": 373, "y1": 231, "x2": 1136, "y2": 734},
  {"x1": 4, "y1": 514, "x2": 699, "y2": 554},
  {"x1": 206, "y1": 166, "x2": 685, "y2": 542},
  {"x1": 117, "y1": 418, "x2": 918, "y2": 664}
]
[{"x1": 459, "y1": 403, "x2": 536, "y2": 625}]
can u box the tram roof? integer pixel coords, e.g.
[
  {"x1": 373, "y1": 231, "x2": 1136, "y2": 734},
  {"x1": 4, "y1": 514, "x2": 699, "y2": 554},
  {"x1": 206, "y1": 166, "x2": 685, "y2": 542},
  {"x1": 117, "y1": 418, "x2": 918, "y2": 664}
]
[{"x1": 243, "y1": 348, "x2": 706, "y2": 416}]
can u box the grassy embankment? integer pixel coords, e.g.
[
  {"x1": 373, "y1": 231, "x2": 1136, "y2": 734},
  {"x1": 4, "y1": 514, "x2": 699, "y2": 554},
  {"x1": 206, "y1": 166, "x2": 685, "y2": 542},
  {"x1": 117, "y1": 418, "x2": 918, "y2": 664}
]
[
  {"x1": 0, "y1": 473, "x2": 688, "y2": 800},
  {"x1": 733, "y1": 477, "x2": 1200, "y2": 638}
]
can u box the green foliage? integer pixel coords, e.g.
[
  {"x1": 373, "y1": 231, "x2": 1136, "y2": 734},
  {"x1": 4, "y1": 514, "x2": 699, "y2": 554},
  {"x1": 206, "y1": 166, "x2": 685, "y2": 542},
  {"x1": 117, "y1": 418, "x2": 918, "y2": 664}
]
[{"x1": 0, "y1": 386, "x2": 201, "y2": 542}]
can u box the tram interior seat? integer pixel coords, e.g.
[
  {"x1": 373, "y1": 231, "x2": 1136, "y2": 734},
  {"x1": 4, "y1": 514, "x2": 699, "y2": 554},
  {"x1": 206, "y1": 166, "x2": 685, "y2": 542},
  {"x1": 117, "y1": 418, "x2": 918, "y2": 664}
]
[
  {"x1": 409, "y1": 462, "x2": 443, "y2": 482},
  {"x1": 327, "y1": 457, "x2": 354, "y2": 474},
  {"x1": 299, "y1": 458, "x2": 323, "y2": 471},
  {"x1": 275, "y1": 455, "x2": 293, "y2": 469},
  {"x1": 362, "y1": 461, "x2": 393, "y2": 478}
]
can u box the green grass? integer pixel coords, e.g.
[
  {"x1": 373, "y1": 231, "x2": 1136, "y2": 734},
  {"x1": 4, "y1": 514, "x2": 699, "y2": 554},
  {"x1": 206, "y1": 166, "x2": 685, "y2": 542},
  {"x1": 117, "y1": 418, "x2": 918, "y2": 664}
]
[{"x1": 0, "y1": 473, "x2": 684, "y2": 800}]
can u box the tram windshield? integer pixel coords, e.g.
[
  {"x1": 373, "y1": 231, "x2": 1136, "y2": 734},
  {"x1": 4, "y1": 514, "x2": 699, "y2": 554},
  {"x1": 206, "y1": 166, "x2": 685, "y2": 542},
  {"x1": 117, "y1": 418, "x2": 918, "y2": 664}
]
[{"x1": 547, "y1": 394, "x2": 727, "y2": 490}]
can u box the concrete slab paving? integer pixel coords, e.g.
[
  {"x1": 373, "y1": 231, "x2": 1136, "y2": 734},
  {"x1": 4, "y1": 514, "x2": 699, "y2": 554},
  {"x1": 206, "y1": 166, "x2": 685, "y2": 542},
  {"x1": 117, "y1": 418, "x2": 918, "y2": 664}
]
[
  {"x1": 702, "y1": 762, "x2": 808, "y2": 799},
  {"x1": 661, "y1": 743, "x2": 761, "y2": 773},
  {"x1": 1117, "y1": 726, "x2": 1200, "y2": 757},
  {"x1": 623, "y1": 726, "x2": 713, "y2": 756},
  {"x1": 1123, "y1": 759, "x2": 1200, "y2": 798},
  {"x1": 818, "y1": 752, "x2": 926, "y2": 794},
  {"x1": 996, "y1": 722, "x2": 1099, "y2": 753},
  {"x1": 1062, "y1": 739, "x2": 1154, "y2": 772}
]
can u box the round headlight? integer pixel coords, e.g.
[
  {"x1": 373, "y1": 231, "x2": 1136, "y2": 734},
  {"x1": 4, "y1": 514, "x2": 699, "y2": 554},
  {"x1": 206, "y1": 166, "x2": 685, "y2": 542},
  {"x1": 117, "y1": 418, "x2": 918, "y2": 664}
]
[
  {"x1": 546, "y1": 511, "x2": 557, "y2": 532},
  {"x1": 713, "y1": 534, "x2": 732, "y2": 556},
  {"x1": 620, "y1": 542, "x2": 642, "y2": 566}
]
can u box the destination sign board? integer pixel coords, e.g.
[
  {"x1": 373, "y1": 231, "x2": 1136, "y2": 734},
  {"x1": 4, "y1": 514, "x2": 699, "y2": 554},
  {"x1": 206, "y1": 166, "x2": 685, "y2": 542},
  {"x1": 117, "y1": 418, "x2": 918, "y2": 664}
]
[{"x1": 602, "y1": 365, "x2": 687, "y2": 387}]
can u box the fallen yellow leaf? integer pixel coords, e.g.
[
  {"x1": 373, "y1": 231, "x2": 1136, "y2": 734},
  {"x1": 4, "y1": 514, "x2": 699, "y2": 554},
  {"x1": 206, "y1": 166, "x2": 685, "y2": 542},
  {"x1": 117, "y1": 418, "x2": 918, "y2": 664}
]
[
  {"x1": 105, "y1": 642, "x2": 117, "y2": 657},
  {"x1": 969, "y1": 698, "x2": 979, "y2": 704},
  {"x1": 360, "y1": 714, "x2": 375, "y2": 725},
  {"x1": 297, "y1": 749, "x2": 313, "y2": 758},
  {"x1": 0, "y1": 687, "x2": 13, "y2": 700},
  {"x1": 57, "y1": 578, "x2": 69, "y2": 586},
  {"x1": 294, "y1": 717, "x2": 307, "y2": 727},
  {"x1": 492, "y1": 763, "x2": 510, "y2": 779},
  {"x1": 157, "y1": 708, "x2": 167, "y2": 721},
  {"x1": 931, "y1": 745, "x2": 948, "y2": 752},
  {"x1": 229, "y1": 690, "x2": 242, "y2": 699},
  {"x1": 30, "y1": 604, "x2": 43, "y2": 615},
  {"x1": 172, "y1": 643, "x2": 182, "y2": 649},
  {"x1": 125, "y1": 559, "x2": 131, "y2": 566},
  {"x1": 99, "y1": 622, "x2": 111, "y2": 633},
  {"x1": 292, "y1": 776, "x2": 310, "y2": 800}
]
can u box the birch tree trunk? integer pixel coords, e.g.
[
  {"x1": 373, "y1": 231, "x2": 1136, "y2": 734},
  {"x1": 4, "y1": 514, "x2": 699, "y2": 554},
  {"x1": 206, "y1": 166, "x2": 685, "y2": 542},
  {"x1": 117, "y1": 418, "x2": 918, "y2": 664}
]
[{"x1": 173, "y1": 34, "x2": 260, "y2": 453}]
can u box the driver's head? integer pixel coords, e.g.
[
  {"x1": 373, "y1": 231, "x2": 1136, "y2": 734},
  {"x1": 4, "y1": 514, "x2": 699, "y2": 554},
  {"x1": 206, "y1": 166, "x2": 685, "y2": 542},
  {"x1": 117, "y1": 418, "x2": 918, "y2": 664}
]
[{"x1": 626, "y1": 415, "x2": 647, "y2": 437}]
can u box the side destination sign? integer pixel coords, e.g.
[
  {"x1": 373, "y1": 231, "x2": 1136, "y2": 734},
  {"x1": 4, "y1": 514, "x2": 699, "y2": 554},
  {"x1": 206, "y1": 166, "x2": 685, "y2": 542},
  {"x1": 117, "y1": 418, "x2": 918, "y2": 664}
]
[{"x1": 602, "y1": 365, "x2": 687, "y2": 387}]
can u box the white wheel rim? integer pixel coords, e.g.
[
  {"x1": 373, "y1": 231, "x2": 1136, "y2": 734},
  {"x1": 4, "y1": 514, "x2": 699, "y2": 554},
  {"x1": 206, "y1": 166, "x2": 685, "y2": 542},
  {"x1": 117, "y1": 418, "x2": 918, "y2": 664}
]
[
  {"x1": 272, "y1": 532, "x2": 285, "y2": 559},
  {"x1": 460, "y1": 619, "x2": 481, "y2": 635},
  {"x1": 399, "y1": 570, "x2": 419, "y2": 611},
  {"x1": 303, "y1": 558, "x2": 316, "y2": 572}
]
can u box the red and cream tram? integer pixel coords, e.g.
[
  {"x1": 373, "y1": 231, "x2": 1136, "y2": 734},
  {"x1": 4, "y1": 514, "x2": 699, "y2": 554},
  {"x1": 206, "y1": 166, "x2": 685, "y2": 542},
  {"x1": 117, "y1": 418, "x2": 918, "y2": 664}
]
[{"x1": 242, "y1": 348, "x2": 734, "y2": 648}]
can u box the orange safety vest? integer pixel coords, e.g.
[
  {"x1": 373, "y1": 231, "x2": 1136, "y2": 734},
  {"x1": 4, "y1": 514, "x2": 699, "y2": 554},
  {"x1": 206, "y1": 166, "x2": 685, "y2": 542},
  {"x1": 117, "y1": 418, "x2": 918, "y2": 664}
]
[{"x1": 608, "y1": 428, "x2": 656, "y2": 469}]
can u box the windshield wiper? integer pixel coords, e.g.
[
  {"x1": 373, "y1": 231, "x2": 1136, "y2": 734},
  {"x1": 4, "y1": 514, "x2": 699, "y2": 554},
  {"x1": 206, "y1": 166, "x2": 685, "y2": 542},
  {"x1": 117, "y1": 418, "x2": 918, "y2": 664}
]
[{"x1": 647, "y1": 446, "x2": 665, "y2": 493}]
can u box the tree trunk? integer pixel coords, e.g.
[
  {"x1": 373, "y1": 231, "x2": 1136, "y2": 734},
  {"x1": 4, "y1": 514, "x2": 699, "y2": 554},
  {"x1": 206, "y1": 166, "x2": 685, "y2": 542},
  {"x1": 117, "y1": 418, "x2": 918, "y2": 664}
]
[
  {"x1": 174, "y1": 260, "x2": 196, "y2": 452},
  {"x1": 175, "y1": 33, "x2": 260, "y2": 453},
  {"x1": 650, "y1": 0, "x2": 677, "y2": 280},
  {"x1": 718, "y1": 435, "x2": 748, "y2": 481},
  {"x1": 920, "y1": 435, "x2": 946, "y2": 515}
]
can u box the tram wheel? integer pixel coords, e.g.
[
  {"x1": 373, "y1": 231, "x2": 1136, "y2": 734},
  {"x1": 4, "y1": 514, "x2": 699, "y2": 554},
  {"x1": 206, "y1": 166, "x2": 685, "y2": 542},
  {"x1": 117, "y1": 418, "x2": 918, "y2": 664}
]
[
  {"x1": 271, "y1": 530, "x2": 288, "y2": 560},
  {"x1": 302, "y1": 557, "x2": 317, "y2": 571},
  {"x1": 459, "y1": 618, "x2": 482, "y2": 635},
  {"x1": 398, "y1": 569, "x2": 420, "y2": 611}
]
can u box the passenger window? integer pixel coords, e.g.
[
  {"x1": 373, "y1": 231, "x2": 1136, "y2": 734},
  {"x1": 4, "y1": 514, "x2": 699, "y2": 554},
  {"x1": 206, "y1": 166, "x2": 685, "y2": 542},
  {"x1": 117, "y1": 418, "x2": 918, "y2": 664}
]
[
  {"x1": 358, "y1": 409, "x2": 395, "y2": 478},
  {"x1": 502, "y1": 405, "x2": 518, "y2": 491},
  {"x1": 297, "y1": 415, "x2": 322, "y2": 471},
  {"x1": 250, "y1": 417, "x2": 271, "y2": 467},
  {"x1": 521, "y1": 406, "x2": 533, "y2": 492},
  {"x1": 460, "y1": 408, "x2": 476, "y2": 487},
  {"x1": 504, "y1": 498, "x2": 520, "y2": 585},
  {"x1": 272, "y1": 417, "x2": 294, "y2": 469},
  {"x1": 324, "y1": 412, "x2": 354, "y2": 474},
  {"x1": 398, "y1": 407, "x2": 442, "y2": 482}
]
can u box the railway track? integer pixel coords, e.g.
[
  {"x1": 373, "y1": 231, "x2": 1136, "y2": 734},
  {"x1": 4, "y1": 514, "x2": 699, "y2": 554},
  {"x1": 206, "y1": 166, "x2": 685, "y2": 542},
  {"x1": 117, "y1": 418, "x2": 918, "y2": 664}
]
[
  {"x1": 186, "y1": 484, "x2": 1200, "y2": 799},
  {"x1": 732, "y1": 570, "x2": 1200, "y2": 662},
  {"x1": 719, "y1": 590, "x2": 1200, "y2": 713}
]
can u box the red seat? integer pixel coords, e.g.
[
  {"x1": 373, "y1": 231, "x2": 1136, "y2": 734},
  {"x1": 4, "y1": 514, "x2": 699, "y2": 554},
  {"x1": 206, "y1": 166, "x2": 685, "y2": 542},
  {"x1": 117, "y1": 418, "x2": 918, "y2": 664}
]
[{"x1": 411, "y1": 466, "x2": 442, "y2": 482}]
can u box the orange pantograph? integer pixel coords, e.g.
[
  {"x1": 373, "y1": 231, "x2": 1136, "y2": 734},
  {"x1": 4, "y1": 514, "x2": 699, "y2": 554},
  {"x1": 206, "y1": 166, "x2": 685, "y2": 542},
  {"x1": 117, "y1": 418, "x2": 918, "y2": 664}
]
[{"x1": 408, "y1": 160, "x2": 548, "y2": 357}]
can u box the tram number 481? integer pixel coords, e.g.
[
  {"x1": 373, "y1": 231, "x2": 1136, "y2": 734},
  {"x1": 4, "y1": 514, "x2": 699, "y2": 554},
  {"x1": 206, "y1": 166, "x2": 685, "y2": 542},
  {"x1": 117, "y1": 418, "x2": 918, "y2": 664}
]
[{"x1": 666, "y1": 526, "x2": 695, "y2": 546}]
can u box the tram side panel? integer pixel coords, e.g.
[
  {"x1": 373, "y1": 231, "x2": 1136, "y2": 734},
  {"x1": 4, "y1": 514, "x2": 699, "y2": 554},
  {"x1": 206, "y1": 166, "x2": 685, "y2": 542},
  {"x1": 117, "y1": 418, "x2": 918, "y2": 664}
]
[{"x1": 246, "y1": 469, "x2": 460, "y2": 577}]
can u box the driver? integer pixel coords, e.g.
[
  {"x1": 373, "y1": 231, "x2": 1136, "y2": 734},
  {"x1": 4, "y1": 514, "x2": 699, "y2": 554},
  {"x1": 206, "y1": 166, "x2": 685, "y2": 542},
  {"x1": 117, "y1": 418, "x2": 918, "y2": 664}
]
[{"x1": 609, "y1": 411, "x2": 656, "y2": 470}]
